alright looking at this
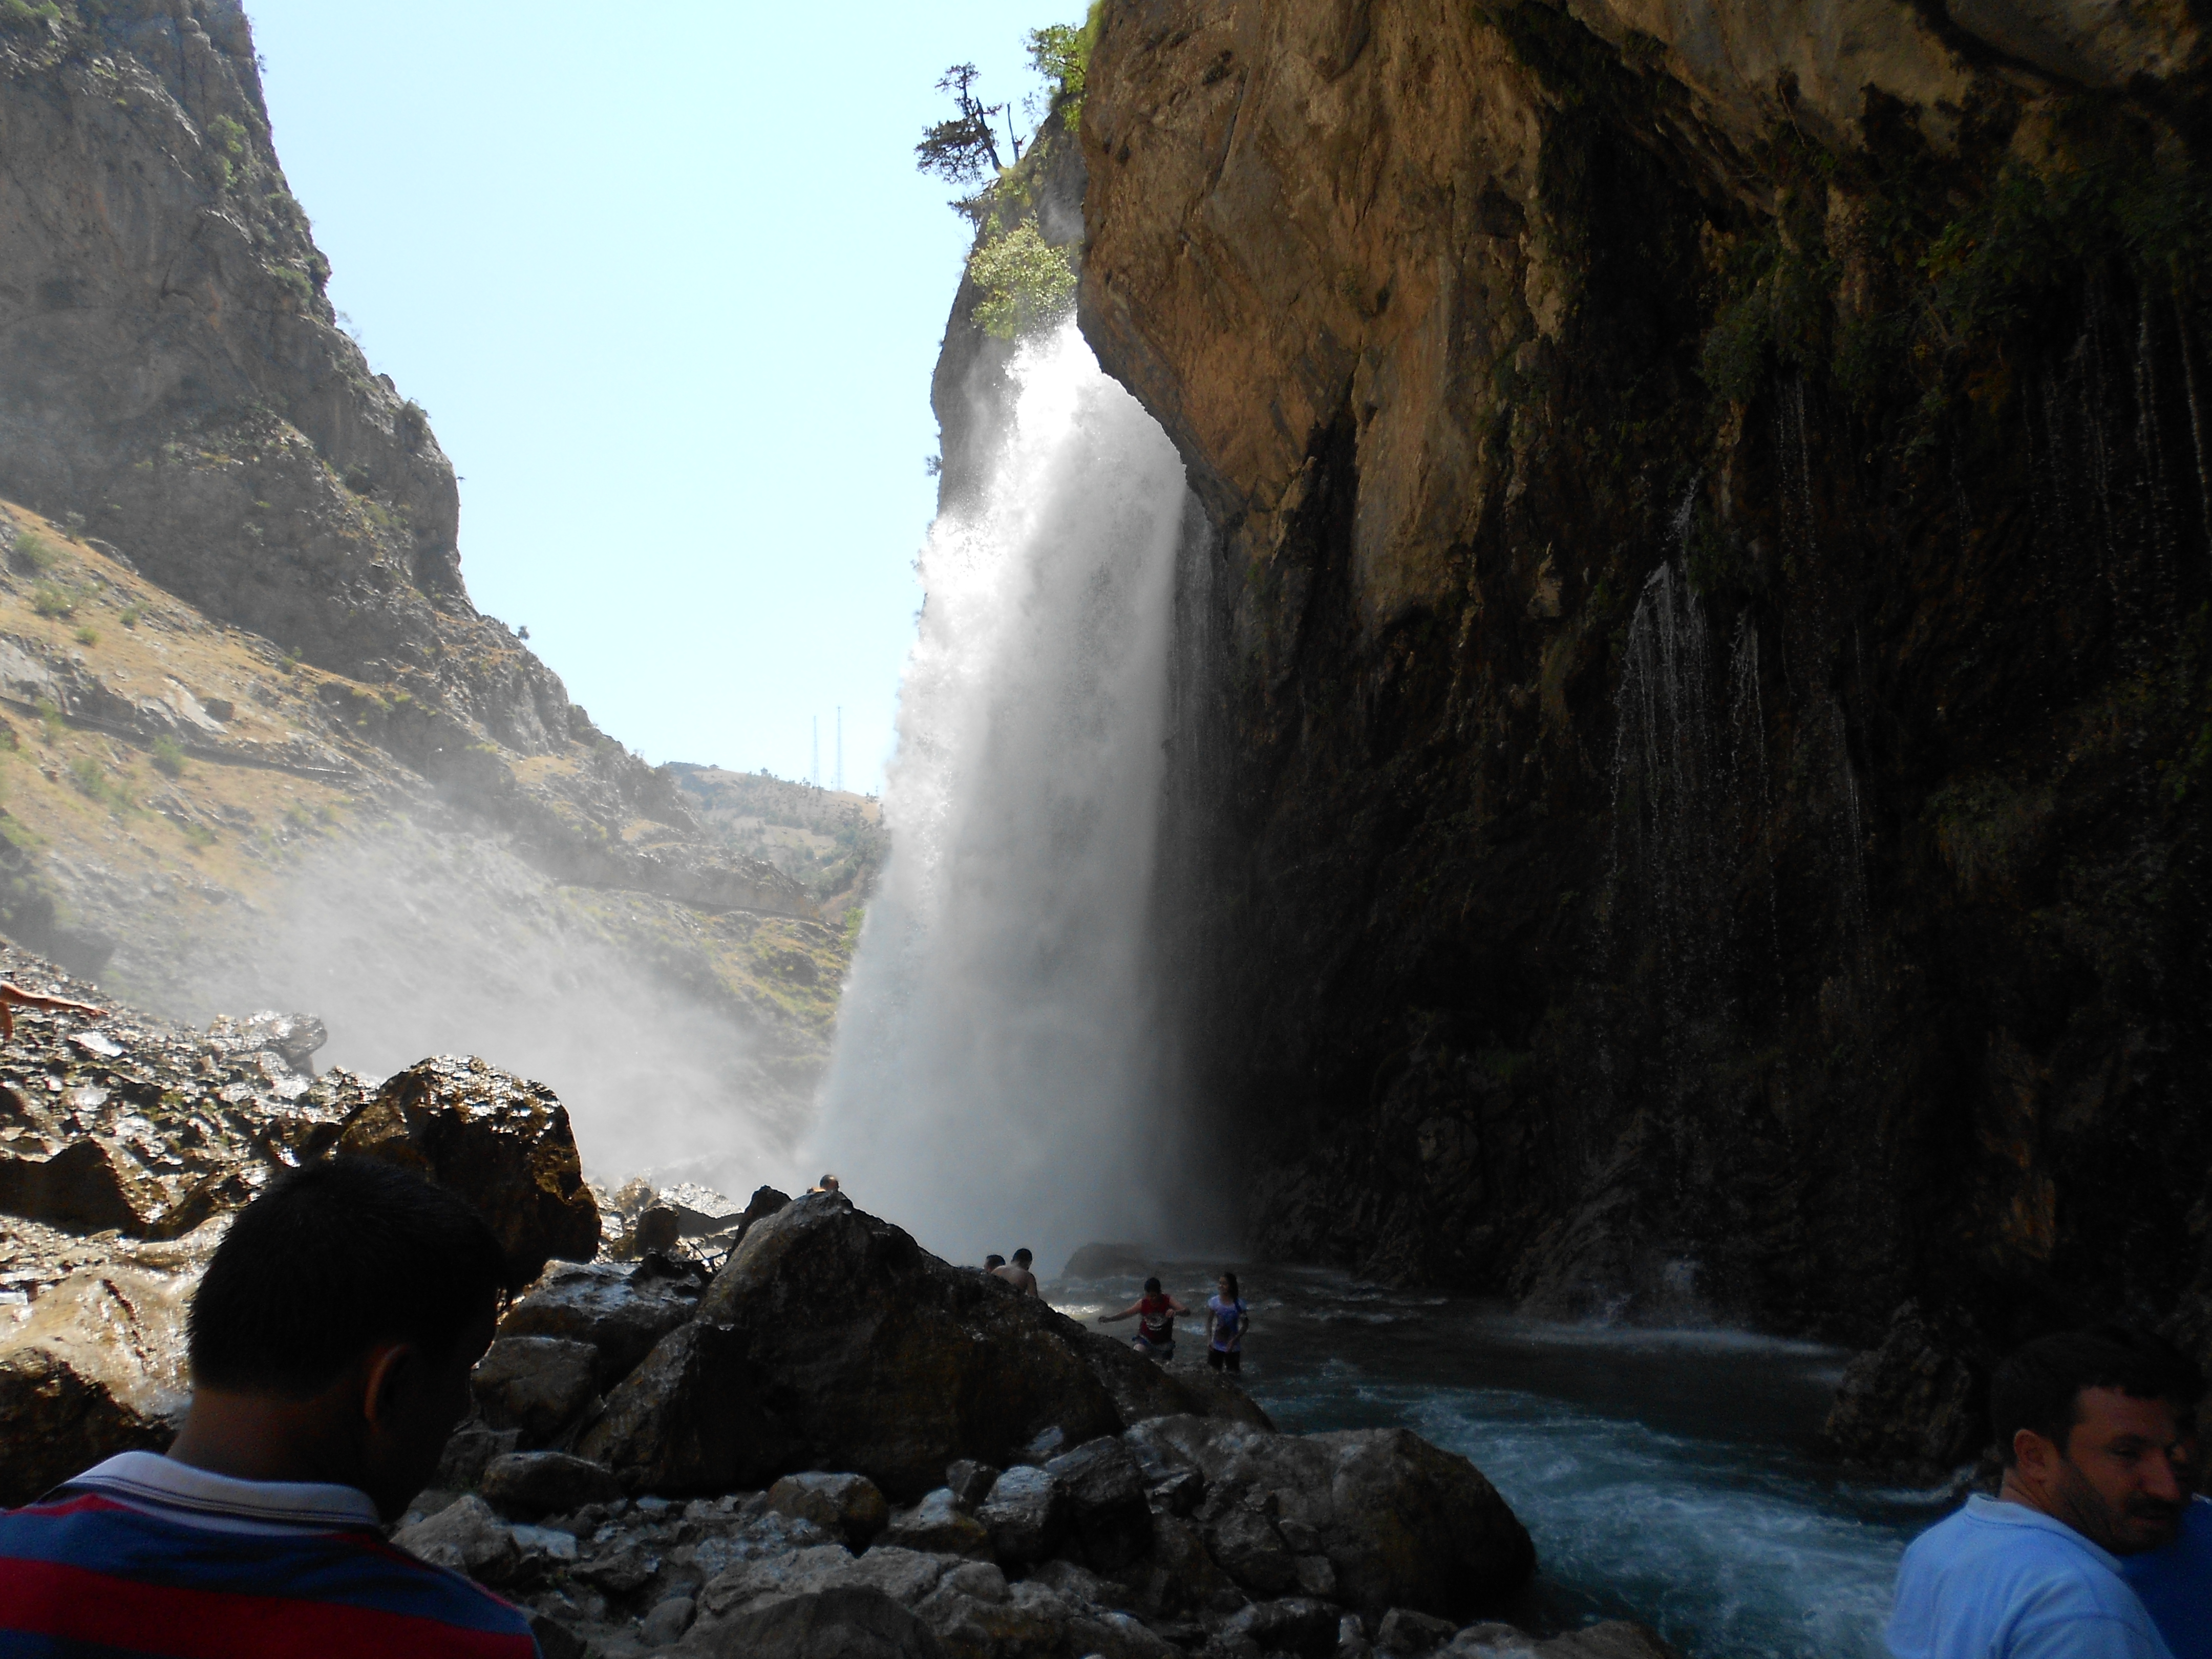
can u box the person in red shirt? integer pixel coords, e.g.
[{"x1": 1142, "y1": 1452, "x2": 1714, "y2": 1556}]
[
  {"x1": 0, "y1": 1157, "x2": 540, "y2": 1656},
  {"x1": 1099, "y1": 1276, "x2": 1191, "y2": 1362}
]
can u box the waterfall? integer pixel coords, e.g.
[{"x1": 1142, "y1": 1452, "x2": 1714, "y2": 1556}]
[{"x1": 809, "y1": 322, "x2": 1193, "y2": 1269}]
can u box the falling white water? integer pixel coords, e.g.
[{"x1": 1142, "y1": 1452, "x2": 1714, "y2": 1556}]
[{"x1": 810, "y1": 322, "x2": 1191, "y2": 1270}]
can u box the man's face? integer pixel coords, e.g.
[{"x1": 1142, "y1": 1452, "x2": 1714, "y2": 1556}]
[{"x1": 2044, "y1": 1387, "x2": 2189, "y2": 1555}]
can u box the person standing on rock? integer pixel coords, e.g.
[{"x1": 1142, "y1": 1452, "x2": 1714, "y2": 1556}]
[
  {"x1": 993, "y1": 1247, "x2": 1040, "y2": 1297},
  {"x1": 1099, "y1": 1276, "x2": 1189, "y2": 1361},
  {"x1": 1206, "y1": 1272, "x2": 1250, "y2": 1373},
  {"x1": 0, "y1": 1157, "x2": 540, "y2": 1657},
  {"x1": 1885, "y1": 1326, "x2": 2194, "y2": 1659},
  {"x1": 0, "y1": 979, "x2": 104, "y2": 1041}
]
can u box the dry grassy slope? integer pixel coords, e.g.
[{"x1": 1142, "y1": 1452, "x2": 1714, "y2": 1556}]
[
  {"x1": 669, "y1": 764, "x2": 884, "y2": 929},
  {"x1": 0, "y1": 499, "x2": 852, "y2": 1136}
]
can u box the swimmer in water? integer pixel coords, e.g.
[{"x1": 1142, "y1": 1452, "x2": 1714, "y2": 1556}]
[{"x1": 1099, "y1": 1276, "x2": 1189, "y2": 1363}]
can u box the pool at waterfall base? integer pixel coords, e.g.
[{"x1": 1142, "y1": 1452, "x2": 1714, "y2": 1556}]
[{"x1": 1054, "y1": 1264, "x2": 1963, "y2": 1659}]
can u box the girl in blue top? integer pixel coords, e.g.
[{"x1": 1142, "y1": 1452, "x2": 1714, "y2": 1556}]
[{"x1": 1206, "y1": 1271, "x2": 1249, "y2": 1373}]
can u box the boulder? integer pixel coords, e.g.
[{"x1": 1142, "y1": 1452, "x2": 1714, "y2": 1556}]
[
  {"x1": 644, "y1": 1594, "x2": 698, "y2": 1645},
  {"x1": 336, "y1": 1054, "x2": 600, "y2": 1284},
  {"x1": 0, "y1": 1139, "x2": 157, "y2": 1236},
  {"x1": 1077, "y1": 1327, "x2": 1274, "y2": 1433},
  {"x1": 1043, "y1": 1436, "x2": 1153, "y2": 1570},
  {"x1": 677, "y1": 1585, "x2": 945, "y2": 1659},
  {"x1": 0, "y1": 1265, "x2": 188, "y2": 1504},
  {"x1": 499, "y1": 1258, "x2": 707, "y2": 1390},
  {"x1": 881, "y1": 1489, "x2": 993, "y2": 1560},
  {"x1": 1225, "y1": 1598, "x2": 1344, "y2": 1659},
  {"x1": 1112, "y1": 1512, "x2": 1242, "y2": 1620},
  {"x1": 1820, "y1": 1302, "x2": 1990, "y2": 1474},
  {"x1": 1129, "y1": 1417, "x2": 1534, "y2": 1619},
  {"x1": 974, "y1": 1464, "x2": 1068, "y2": 1565},
  {"x1": 394, "y1": 1492, "x2": 523, "y2": 1586},
  {"x1": 581, "y1": 1197, "x2": 1125, "y2": 1497},
  {"x1": 945, "y1": 1459, "x2": 999, "y2": 1509},
  {"x1": 438, "y1": 1426, "x2": 522, "y2": 1487},
  {"x1": 636, "y1": 1206, "x2": 683, "y2": 1256},
  {"x1": 480, "y1": 1451, "x2": 624, "y2": 1519},
  {"x1": 1378, "y1": 1609, "x2": 1460, "y2": 1654},
  {"x1": 768, "y1": 1472, "x2": 891, "y2": 1548},
  {"x1": 472, "y1": 1335, "x2": 599, "y2": 1443}
]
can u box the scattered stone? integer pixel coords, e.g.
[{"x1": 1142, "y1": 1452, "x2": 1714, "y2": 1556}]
[
  {"x1": 676, "y1": 1584, "x2": 946, "y2": 1659},
  {"x1": 394, "y1": 1492, "x2": 523, "y2": 1587},
  {"x1": 481, "y1": 1451, "x2": 624, "y2": 1520},
  {"x1": 0, "y1": 1139, "x2": 155, "y2": 1236},
  {"x1": 975, "y1": 1464, "x2": 1069, "y2": 1564},
  {"x1": 1378, "y1": 1608, "x2": 1459, "y2": 1654},
  {"x1": 498, "y1": 1258, "x2": 707, "y2": 1390},
  {"x1": 767, "y1": 1472, "x2": 890, "y2": 1548},
  {"x1": 335, "y1": 1054, "x2": 601, "y2": 1284},
  {"x1": 1044, "y1": 1436, "x2": 1153, "y2": 1570},
  {"x1": 1225, "y1": 1598, "x2": 1345, "y2": 1659},
  {"x1": 643, "y1": 1593, "x2": 698, "y2": 1646},
  {"x1": 472, "y1": 1335, "x2": 600, "y2": 1443},
  {"x1": 945, "y1": 1459, "x2": 999, "y2": 1509},
  {"x1": 0, "y1": 1265, "x2": 188, "y2": 1505},
  {"x1": 438, "y1": 1426, "x2": 522, "y2": 1487},
  {"x1": 528, "y1": 1611, "x2": 592, "y2": 1659},
  {"x1": 880, "y1": 1489, "x2": 993, "y2": 1560}
]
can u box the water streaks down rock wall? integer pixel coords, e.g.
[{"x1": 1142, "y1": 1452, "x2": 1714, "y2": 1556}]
[{"x1": 1074, "y1": 0, "x2": 2212, "y2": 1451}]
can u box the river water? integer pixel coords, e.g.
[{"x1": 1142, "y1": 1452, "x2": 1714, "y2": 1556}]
[{"x1": 1053, "y1": 1264, "x2": 1956, "y2": 1659}]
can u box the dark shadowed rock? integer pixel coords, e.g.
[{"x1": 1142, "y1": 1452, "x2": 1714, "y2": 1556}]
[
  {"x1": 480, "y1": 1451, "x2": 623, "y2": 1520},
  {"x1": 581, "y1": 1196, "x2": 1126, "y2": 1497},
  {"x1": 635, "y1": 1206, "x2": 683, "y2": 1256},
  {"x1": 472, "y1": 1335, "x2": 599, "y2": 1443},
  {"x1": 498, "y1": 1258, "x2": 706, "y2": 1391},
  {"x1": 530, "y1": 1611, "x2": 593, "y2": 1659},
  {"x1": 1378, "y1": 1609, "x2": 1459, "y2": 1654},
  {"x1": 676, "y1": 1585, "x2": 945, "y2": 1659},
  {"x1": 1130, "y1": 1417, "x2": 1533, "y2": 1619},
  {"x1": 975, "y1": 1464, "x2": 1069, "y2": 1565},
  {"x1": 395, "y1": 1493, "x2": 522, "y2": 1586},
  {"x1": 1820, "y1": 1302, "x2": 1990, "y2": 1475},
  {"x1": 945, "y1": 1459, "x2": 999, "y2": 1509},
  {"x1": 643, "y1": 1595, "x2": 698, "y2": 1645},
  {"x1": 336, "y1": 1055, "x2": 600, "y2": 1284},
  {"x1": 437, "y1": 1426, "x2": 521, "y2": 1488},
  {"x1": 1078, "y1": 1327, "x2": 1274, "y2": 1433},
  {"x1": 882, "y1": 1489, "x2": 993, "y2": 1560},
  {"x1": 0, "y1": 1266, "x2": 188, "y2": 1504},
  {"x1": 1044, "y1": 1436, "x2": 1153, "y2": 1570},
  {"x1": 0, "y1": 1139, "x2": 157, "y2": 1236},
  {"x1": 768, "y1": 1472, "x2": 891, "y2": 1548},
  {"x1": 1226, "y1": 1598, "x2": 1344, "y2": 1659}
]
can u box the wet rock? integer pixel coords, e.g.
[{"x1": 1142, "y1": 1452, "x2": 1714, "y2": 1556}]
[
  {"x1": 1378, "y1": 1609, "x2": 1459, "y2": 1654},
  {"x1": 481, "y1": 1451, "x2": 624, "y2": 1520},
  {"x1": 395, "y1": 1492, "x2": 523, "y2": 1587},
  {"x1": 336, "y1": 1054, "x2": 600, "y2": 1284},
  {"x1": 1820, "y1": 1302, "x2": 1990, "y2": 1474},
  {"x1": 768, "y1": 1472, "x2": 891, "y2": 1548},
  {"x1": 575, "y1": 1543, "x2": 660, "y2": 1594},
  {"x1": 882, "y1": 1489, "x2": 993, "y2": 1560},
  {"x1": 975, "y1": 1464, "x2": 1069, "y2": 1564},
  {"x1": 0, "y1": 1139, "x2": 156, "y2": 1236},
  {"x1": 1079, "y1": 1328, "x2": 1274, "y2": 1435},
  {"x1": 438, "y1": 1426, "x2": 522, "y2": 1487},
  {"x1": 499, "y1": 1258, "x2": 707, "y2": 1390},
  {"x1": 636, "y1": 1206, "x2": 683, "y2": 1256},
  {"x1": 1044, "y1": 1436, "x2": 1153, "y2": 1570},
  {"x1": 677, "y1": 1584, "x2": 946, "y2": 1659},
  {"x1": 945, "y1": 1459, "x2": 999, "y2": 1509},
  {"x1": 645, "y1": 1593, "x2": 699, "y2": 1645},
  {"x1": 1226, "y1": 1598, "x2": 1343, "y2": 1659},
  {"x1": 583, "y1": 1197, "x2": 1124, "y2": 1497},
  {"x1": 1130, "y1": 1417, "x2": 1533, "y2": 1618},
  {"x1": 472, "y1": 1335, "x2": 600, "y2": 1443},
  {"x1": 0, "y1": 1265, "x2": 188, "y2": 1504}
]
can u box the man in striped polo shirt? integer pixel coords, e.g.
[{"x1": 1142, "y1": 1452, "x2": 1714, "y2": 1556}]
[{"x1": 0, "y1": 1158, "x2": 541, "y2": 1656}]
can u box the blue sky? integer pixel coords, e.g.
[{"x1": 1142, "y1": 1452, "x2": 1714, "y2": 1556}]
[{"x1": 245, "y1": 3, "x2": 1061, "y2": 792}]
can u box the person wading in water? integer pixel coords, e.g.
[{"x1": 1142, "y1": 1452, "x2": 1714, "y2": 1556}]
[
  {"x1": 1206, "y1": 1272, "x2": 1249, "y2": 1373},
  {"x1": 1099, "y1": 1277, "x2": 1189, "y2": 1362}
]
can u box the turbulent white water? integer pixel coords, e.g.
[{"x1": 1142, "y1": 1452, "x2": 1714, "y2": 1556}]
[{"x1": 811, "y1": 322, "x2": 1192, "y2": 1268}]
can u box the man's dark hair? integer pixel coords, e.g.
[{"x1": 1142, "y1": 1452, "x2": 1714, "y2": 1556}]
[
  {"x1": 1990, "y1": 1324, "x2": 2201, "y2": 1466},
  {"x1": 984, "y1": 1253, "x2": 1005, "y2": 1270},
  {"x1": 189, "y1": 1158, "x2": 513, "y2": 1397},
  {"x1": 1144, "y1": 1276, "x2": 1162, "y2": 1294},
  {"x1": 1012, "y1": 1248, "x2": 1032, "y2": 1267}
]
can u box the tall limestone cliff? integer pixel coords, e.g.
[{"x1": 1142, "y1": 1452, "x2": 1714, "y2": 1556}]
[
  {"x1": 1068, "y1": 0, "x2": 2210, "y2": 1456},
  {"x1": 0, "y1": 2, "x2": 845, "y2": 1166}
]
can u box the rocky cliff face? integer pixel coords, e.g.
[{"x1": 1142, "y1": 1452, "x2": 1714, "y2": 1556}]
[
  {"x1": 0, "y1": 3, "x2": 842, "y2": 1159},
  {"x1": 1074, "y1": 0, "x2": 2211, "y2": 1440}
]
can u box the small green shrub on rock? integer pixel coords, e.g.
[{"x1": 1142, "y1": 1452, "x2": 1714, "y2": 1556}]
[
  {"x1": 150, "y1": 737, "x2": 187, "y2": 778},
  {"x1": 31, "y1": 583, "x2": 73, "y2": 620},
  {"x1": 968, "y1": 222, "x2": 1075, "y2": 340}
]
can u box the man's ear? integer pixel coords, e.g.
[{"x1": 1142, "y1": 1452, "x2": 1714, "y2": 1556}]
[
  {"x1": 359, "y1": 1341, "x2": 420, "y2": 1431},
  {"x1": 2013, "y1": 1426, "x2": 2060, "y2": 1479}
]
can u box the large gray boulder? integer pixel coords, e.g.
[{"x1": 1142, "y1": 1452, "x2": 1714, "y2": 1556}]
[
  {"x1": 498, "y1": 1258, "x2": 708, "y2": 1391},
  {"x1": 975, "y1": 1464, "x2": 1069, "y2": 1565},
  {"x1": 471, "y1": 1335, "x2": 599, "y2": 1443},
  {"x1": 677, "y1": 1585, "x2": 944, "y2": 1659},
  {"x1": 1127, "y1": 1417, "x2": 1535, "y2": 1619},
  {"x1": 1043, "y1": 1437, "x2": 1153, "y2": 1570}
]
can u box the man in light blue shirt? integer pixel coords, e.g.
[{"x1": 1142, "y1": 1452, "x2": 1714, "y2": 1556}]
[{"x1": 1887, "y1": 1326, "x2": 2197, "y2": 1659}]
